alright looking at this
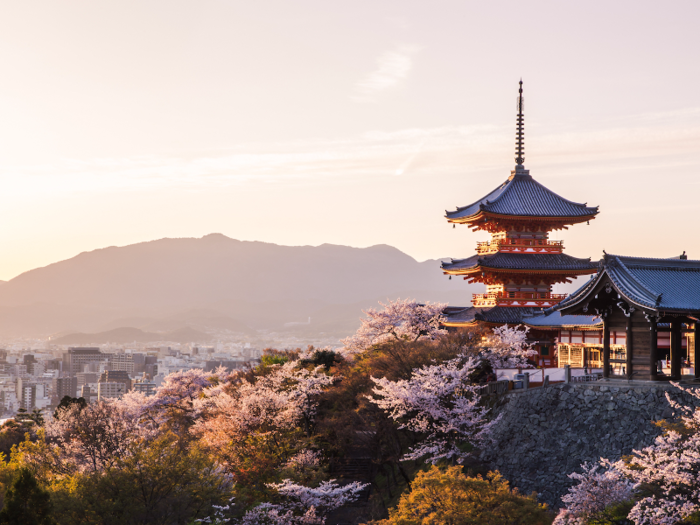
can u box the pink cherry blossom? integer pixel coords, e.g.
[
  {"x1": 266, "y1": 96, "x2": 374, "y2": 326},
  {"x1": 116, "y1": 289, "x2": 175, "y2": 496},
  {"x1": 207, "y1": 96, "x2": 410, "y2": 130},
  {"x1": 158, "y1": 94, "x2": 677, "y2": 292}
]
[
  {"x1": 341, "y1": 299, "x2": 447, "y2": 357},
  {"x1": 482, "y1": 324, "x2": 537, "y2": 369},
  {"x1": 615, "y1": 382, "x2": 700, "y2": 525},
  {"x1": 553, "y1": 460, "x2": 633, "y2": 525},
  {"x1": 368, "y1": 354, "x2": 499, "y2": 463},
  {"x1": 191, "y1": 361, "x2": 336, "y2": 470}
]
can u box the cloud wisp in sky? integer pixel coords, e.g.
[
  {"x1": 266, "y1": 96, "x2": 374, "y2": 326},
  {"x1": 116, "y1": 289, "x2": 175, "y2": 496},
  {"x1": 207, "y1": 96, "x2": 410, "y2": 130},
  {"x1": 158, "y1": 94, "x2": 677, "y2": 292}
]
[
  {"x1": 353, "y1": 45, "x2": 420, "y2": 102},
  {"x1": 3, "y1": 104, "x2": 700, "y2": 200}
]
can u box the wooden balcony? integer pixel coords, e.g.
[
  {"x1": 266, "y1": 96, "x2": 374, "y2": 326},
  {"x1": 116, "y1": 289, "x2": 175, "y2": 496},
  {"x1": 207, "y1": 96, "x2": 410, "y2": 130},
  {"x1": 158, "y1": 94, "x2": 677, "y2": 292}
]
[
  {"x1": 472, "y1": 291, "x2": 568, "y2": 308},
  {"x1": 476, "y1": 238, "x2": 564, "y2": 255}
]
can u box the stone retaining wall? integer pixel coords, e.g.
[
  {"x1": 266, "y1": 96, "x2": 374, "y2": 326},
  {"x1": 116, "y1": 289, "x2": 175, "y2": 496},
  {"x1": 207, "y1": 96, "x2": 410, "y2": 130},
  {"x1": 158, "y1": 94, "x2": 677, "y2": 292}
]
[{"x1": 481, "y1": 381, "x2": 700, "y2": 507}]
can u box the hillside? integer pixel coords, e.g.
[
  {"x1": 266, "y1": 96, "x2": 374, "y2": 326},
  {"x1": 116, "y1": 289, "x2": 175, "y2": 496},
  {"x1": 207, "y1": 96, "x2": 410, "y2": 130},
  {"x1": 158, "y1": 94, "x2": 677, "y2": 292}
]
[{"x1": 0, "y1": 234, "x2": 479, "y2": 338}]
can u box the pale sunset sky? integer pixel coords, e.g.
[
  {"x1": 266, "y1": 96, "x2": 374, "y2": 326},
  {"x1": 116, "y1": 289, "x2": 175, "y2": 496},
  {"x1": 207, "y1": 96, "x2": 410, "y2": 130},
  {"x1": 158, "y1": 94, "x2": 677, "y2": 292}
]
[{"x1": 1, "y1": 1, "x2": 699, "y2": 281}]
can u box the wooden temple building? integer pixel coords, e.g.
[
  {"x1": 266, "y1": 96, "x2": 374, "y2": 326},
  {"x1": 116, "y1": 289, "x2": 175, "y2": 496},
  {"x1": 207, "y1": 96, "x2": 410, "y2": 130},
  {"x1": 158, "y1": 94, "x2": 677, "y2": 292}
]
[
  {"x1": 440, "y1": 81, "x2": 696, "y2": 379},
  {"x1": 554, "y1": 253, "x2": 700, "y2": 381},
  {"x1": 441, "y1": 81, "x2": 604, "y2": 367}
]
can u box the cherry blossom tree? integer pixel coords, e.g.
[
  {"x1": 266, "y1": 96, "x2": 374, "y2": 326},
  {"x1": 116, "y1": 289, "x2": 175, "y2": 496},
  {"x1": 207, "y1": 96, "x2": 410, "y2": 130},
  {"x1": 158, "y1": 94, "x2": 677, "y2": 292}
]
[
  {"x1": 482, "y1": 324, "x2": 536, "y2": 369},
  {"x1": 198, "y1": 480, "x2": 368, "y2": 525},
  {"x1": 192, "y1": 360, "x2": 336, "y2": 478},
  {"x1": 239, "y1": 503, "x2": 322, "y2": 525},
  {"x1": 553, "y1": 460, "x2": 633, "y2": 525},
  {"x1": 44, "y1": 399, "x2": 152, "y2": 473},
  {"x1": 341, "y1": 299, "x2": 447, "y2": 357},
  {"x1": 141, "y1": 367, "x2": 230, "y2": 426},
  {"x1": 615, "y1": 382, "x2": 700, "y2": 525},
  {"x1": 368, "y1": 354, "x2": 500, "y2": 464},
  {"x1": 268, "y1": 479, "x2": 368, "y2": 515}
]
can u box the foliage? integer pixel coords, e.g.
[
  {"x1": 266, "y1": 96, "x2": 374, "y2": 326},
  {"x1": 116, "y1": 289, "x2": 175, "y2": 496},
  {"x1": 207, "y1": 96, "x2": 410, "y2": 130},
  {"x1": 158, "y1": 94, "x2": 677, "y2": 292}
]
[
  {"x1": 482, "y1": 324, "x2": 537, "y2": 369},
  {"x1": 340, "y1": 299, "x2": 447, "y2": 357},
  {"x1": 0, "y1": 422, "x2": 30, "y2": 461},
  {"x1": 553, "y1": 461, "x2": 633, "y2": 525},
  {"x1": 261, "y1": 354, "x2": 290, "y2": 368},
  {"x1": 53, "y1": 397, "x2": 87, "y2": 420},
  {"x1": 376, "y1": 465, "x2": 551, "y2": 525},
  {"x1": 49, "y1": 433, "x2": 232, "y2": 525},
  {"x1": 191, "y1": 359, "x2": 336, "y2": 505},
  {"x1": 614, "y1": 382, "x2": 700, "y2": 525},
  {"x1": 368, "y1": 353, "x2": 499, "y2": 464},
  {"x1": 299, "y1": 348, "x2": 341, "y2": 371},
  {"x1": 0, "y1": 301, "x2": 545, "y2": 524},
  {"x1": 15, "y1": 408, "x2": 45, "y2": 428},
  {"x1": 0, "y1": 468, "x2": 55, "y2": 525}
]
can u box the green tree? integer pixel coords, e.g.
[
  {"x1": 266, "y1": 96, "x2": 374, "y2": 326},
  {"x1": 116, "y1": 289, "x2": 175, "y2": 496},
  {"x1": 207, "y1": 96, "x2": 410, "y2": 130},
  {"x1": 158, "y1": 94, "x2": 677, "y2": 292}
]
[
  {"x1": 0, "y1": 468, "x2": 55, "y2": 525},
  {"x1": 378, "y1": 465, "x2": 551, "y2": 525},
  {"x1": 15, "y1": 409, "x2": 44, "y2": 428},
  {"x1": 50, "y1": 433, "x2": 232, "y2": 525}
]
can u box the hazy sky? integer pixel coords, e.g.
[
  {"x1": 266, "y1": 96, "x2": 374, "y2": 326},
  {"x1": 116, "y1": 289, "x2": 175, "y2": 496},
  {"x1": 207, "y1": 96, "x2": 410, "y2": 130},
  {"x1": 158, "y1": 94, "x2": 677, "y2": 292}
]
[{"x1": 1, "y1": 1, "x2": 699, "y2": 281}]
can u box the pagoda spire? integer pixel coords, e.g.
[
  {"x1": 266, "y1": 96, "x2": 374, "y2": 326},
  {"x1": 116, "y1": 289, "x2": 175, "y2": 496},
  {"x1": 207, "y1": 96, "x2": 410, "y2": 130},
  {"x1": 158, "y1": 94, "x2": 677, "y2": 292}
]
[{"x1": 515, "y1": 79, "x2": 525, "y2": 169}]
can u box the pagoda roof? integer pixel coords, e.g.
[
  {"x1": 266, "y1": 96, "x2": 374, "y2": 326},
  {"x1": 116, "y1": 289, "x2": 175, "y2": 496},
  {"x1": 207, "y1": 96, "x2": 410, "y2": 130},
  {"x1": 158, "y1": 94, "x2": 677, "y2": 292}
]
[
  {"x1": 441, "y1": 252, "x2": 596, "y2": 274},
  {"x1": 444, "y1": 306, "x2": 541, "y2": 325},
  {"x1": 556, "y1": 253, "x2": 700, "y2": 315},
  {"x1": 444, "y1": 305, "x2": 601, "y2": 329},
  {"x1": 445, "y1": 170, "x2": 599, "y2": 223}
]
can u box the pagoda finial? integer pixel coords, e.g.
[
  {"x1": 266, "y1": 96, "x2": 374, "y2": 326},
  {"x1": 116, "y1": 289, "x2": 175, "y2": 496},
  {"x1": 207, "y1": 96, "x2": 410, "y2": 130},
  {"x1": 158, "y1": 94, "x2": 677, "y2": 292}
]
[{"x1": 515, "y1": 79, "x2": 525, "y2": 168}]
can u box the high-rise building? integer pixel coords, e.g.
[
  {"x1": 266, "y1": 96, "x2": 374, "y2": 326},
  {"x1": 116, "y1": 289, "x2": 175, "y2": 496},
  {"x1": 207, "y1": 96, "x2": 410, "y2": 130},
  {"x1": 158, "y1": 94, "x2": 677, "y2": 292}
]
[
  {"x1": 63, "y1": 348, "x2": 106, "y2": 376},
  {"x1": 20, "y1": 384, "x2": 36, "y2": 411},
  {"x1": 54, "y1": 377, "x2": 78, "y2": 400},
  {"x1": 97, "y1": 382, "x2": 126, "y2": 400},
  {"x1": 108, "y1": 354, "x2": 135, "y2": 375},
  {"x1": 133, "y1": 381, "x2": 156, "y2": 396},
  {"x1": 76, "y1": 372, "x2": 98, "y2": 389},
  {"x1": 80, "y1": 385, "x2": 97, "y2": 403},
  {"x1": 98, "y1": 370, "x2": 132, "y2": 392}
]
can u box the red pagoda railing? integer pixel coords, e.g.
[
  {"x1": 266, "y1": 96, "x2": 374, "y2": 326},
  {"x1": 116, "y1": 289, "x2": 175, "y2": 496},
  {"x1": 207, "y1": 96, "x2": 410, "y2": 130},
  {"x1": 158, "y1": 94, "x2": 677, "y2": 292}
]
[
  {"x1": 472, "y1": 291, "x2": 568, "y2": 308},
  {"x1": 476, "y1": 238, "x2": 564, "y2": 255}
]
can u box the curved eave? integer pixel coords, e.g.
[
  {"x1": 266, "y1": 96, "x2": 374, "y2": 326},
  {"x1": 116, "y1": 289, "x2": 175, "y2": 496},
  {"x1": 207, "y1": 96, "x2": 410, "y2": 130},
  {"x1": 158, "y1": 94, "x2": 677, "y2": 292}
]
[
  {"x1": 442, "y1": 319, "x2": 480, "y2": 328},
  {"x1": 522, "y1": 321, "x2": 603, "y2": 331},
  {"x1": 445, "y1": 210, "x2": 599, "y2": 226},
  {"x1": 442, "y1": 266, "x2": 598, "y2": 276},
  {"x1": 557, "y1": 269, "x2": 659, "y2": 315}
]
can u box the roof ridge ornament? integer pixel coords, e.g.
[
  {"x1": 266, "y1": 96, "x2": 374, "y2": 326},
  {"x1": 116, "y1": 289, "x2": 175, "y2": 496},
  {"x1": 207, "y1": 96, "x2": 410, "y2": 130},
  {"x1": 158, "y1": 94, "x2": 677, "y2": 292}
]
[{"x1": 515, "y1": 79, "x2": 525, "y2": 170}]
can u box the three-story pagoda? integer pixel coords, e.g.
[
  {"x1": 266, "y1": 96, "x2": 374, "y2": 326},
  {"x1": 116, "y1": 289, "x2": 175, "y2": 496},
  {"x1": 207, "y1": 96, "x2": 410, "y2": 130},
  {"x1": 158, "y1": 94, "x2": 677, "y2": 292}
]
[{"x1": 442, "y1": 82, "x2": 600, "y2": 352}]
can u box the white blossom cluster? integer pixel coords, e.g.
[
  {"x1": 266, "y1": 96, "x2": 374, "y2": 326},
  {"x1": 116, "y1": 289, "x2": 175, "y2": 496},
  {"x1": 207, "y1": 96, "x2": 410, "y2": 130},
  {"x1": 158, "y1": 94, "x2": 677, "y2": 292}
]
[
  {"x1": 617, "y1": 382, "x2": 700, "y2": 524},
  {"x1": 368, "y1": 354, "x2": 499, "y2": 463},
  {"x1": 340, "y1": 298, "x2": 447, "y2": 357},
  {"x1": 482, "y1": 324, "x2": 537, "y2": 369},
  {"x1": 553, "y1": 461, "x2": 633, "y2": 525}
]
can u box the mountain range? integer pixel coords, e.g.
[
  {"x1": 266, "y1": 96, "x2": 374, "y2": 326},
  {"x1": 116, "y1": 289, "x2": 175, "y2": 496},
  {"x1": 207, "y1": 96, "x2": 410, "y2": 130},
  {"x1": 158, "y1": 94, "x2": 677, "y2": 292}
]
[{"x1": 0, "y1": 234, "x2": 480, "y2": 339}]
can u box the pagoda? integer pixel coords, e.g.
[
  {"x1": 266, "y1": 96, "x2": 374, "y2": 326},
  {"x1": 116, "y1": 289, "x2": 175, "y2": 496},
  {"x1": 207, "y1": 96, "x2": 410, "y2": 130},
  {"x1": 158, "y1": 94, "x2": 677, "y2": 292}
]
[{"x1": 441, "y1": 81, "x2": 601, "y2": 362}]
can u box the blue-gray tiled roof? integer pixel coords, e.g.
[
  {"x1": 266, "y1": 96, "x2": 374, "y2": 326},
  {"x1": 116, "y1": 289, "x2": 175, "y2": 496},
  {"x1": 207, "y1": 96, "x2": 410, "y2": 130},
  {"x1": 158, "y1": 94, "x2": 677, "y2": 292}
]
[
  {"x1": 445, "y1": 172, "x2": 599, "y2": 221},
  {"x1": 523, "y1": 310, "x2": 602, "y2": 329},
  {"x1": 441, "y1": 252, "x2": 596, "y2": 273},
  {"x1": 557, "y1": 254, "x2": 700, "y2": 314},
  {"x1": 445, "y1": 306, "x2": 541, "y2": 325}
]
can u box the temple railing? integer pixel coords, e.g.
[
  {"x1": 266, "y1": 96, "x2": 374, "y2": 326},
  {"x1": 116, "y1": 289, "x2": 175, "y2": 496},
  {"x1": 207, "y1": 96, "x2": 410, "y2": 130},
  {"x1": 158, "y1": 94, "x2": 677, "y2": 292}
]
[
  {"x1": 472, "y1": 292, "x2": 567, "y2": 308},
  {"x1": 476, "y1": 238, "x2": 564, "y2": 255}
]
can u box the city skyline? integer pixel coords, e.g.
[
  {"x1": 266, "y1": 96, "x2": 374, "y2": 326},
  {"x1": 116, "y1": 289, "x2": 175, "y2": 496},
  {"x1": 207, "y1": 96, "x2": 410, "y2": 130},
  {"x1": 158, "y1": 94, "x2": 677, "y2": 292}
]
[{"x1": 1, "y1": 1, "x2": 700, "y2": 281}]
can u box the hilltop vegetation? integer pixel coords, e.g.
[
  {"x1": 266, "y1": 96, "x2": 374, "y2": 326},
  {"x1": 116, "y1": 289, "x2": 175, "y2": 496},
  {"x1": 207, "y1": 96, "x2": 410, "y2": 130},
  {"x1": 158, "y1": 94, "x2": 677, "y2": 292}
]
[{"x1": 0, "y1": 300, "x2": 698, "y2": 524}]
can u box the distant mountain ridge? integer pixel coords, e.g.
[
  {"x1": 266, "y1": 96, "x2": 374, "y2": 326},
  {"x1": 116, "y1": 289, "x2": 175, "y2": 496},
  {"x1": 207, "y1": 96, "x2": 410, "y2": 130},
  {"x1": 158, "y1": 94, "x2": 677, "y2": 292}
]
[
  {"x1": 0, "y1": 234, "x2": 479, "y2": 338},
  {"x1": 52, "y1": 326, "x2": 213, "y2": 345}
]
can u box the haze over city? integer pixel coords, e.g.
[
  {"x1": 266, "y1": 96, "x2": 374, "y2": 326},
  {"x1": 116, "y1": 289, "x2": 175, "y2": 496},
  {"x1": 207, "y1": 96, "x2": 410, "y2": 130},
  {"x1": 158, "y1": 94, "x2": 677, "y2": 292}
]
[{"x1": 1, "y1": 1, "x2": 699, "y2": 282}]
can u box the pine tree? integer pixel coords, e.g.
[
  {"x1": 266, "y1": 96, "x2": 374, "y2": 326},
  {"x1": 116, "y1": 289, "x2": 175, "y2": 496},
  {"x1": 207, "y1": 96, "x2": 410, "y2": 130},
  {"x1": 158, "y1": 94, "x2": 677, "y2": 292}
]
[{"x1": 0, "y1": 468, "x2": 55, "y2": 525}]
